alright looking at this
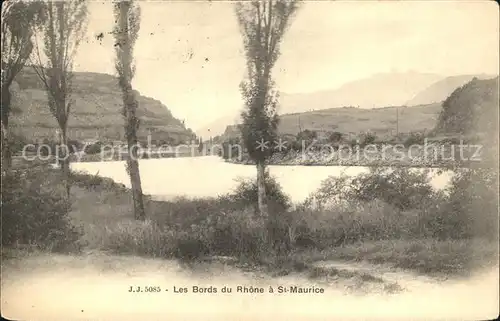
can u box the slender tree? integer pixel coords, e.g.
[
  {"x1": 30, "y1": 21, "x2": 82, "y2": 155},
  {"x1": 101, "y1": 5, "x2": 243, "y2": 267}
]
[
  {"x1": 113, "y1": 0, "x2": 146, "y2": 220},
  {"x1": 235, "y1": 0, "x2": 299, "y2": 251},
  {"x1": 30, "y1": 1, "x2": 88, "y2": 198},
  {"x1": 1, "y1": 0, "x2": 44, "y2": 170}
]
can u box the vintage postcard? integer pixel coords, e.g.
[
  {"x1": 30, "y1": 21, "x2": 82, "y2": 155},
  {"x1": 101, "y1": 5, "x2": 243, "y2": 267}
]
[{"x1": 1, "y1": 0, "x2": 499, "y2": 320}]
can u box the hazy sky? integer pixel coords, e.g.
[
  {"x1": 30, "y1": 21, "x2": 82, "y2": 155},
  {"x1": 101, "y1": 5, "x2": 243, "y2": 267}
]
[{"x1": 74, "y1": 0, "x2": 499, "y2": 131}]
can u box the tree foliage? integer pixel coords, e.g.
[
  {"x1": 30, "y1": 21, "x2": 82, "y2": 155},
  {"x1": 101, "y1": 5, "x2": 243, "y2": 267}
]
[
  {"x1": 231, "y1": 173, "x2": 292, "y2": 212},
  {"x1": 307, "y1": 167, "x2": 435, "y2": 212},
  {"x1": 435, "y1": 77, "x2": 499, "y2": 136},
  {"x1": 235, "y1": 0, "x2": 300, "y2": 163},
  {"x1": 235, "y1": 0, "x2": 300, "y2": 257},
  {"x1": 31, "y1": 1, "x2": 88, "y2": 130},
  {"x1": 113, "y1": 0, "x2": 141, "y2": 149},
  {"x1": 1, "y1": 0, "x2": 45, "y2": 95},
  {"x1": 1, "y1": 0, "x2": 45, "y2": 169},
  {"x1": 30, "y1": 0, "x2": 88, "y2": 198}
]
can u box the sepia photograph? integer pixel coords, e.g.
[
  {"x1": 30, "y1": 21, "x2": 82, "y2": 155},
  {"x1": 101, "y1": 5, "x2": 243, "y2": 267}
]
[{"x1": 1, "y1": 0, "x2": 499, "y2": 320}]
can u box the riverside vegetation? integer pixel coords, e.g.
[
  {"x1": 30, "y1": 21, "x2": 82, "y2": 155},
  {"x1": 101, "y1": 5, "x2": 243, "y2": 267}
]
[
  {"x1": 220, "y1": 77, "x2": 499, "y2": 168},
  {"x1": 2, "y1": 161, "x2": 498, "y2": 279},
  {"x1": 1, "y1": 0, "x2": 498, "y2": 292}
]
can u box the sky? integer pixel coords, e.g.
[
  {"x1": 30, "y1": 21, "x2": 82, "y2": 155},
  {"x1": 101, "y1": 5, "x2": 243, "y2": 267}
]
[{"x1": 74, "y1": 0, "x2": 500, "y2": 132}]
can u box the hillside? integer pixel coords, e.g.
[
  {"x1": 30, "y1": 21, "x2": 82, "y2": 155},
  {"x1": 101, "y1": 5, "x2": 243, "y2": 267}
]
[
  {"x1": 220, "y1": 103, "x2": 442, "y2": 141},
  {"x1": 278, "y1": 103, "x2": 441, "y2": 138},
  {"x1": 406, "y1": 74, "x2": 497, "y2": 106},
  {"x1": 435, "y1": 76, "x2": 499, "y2": 136},
  {"x1": 10, "y1": 67, "x2": 195, "y2": 143},
  {"x1": 197, "y1": 72, "x2": 444, "y2": 138}
]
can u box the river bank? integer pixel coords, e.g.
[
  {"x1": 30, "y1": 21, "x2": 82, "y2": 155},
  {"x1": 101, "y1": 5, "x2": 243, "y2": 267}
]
[
  {"x1": 224, "y1": 143, "x2": 483, "y2": 168},
  {"x1": 2, "y1": 163, "x2": 498, "y2": 320},
  {"x1": 1, "y1": 250, "x2": 498, "y2": 321}
]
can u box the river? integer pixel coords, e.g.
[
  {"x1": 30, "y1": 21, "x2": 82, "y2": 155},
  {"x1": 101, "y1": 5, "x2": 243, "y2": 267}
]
[{"x1": 70, "y1": 156, "x2": 454, "y2": 202}]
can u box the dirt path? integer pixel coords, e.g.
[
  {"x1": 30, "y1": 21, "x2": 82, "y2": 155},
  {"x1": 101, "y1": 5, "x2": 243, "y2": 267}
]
[{"x1": 2, "y1": 252, "x2": 498, "y2": 321}]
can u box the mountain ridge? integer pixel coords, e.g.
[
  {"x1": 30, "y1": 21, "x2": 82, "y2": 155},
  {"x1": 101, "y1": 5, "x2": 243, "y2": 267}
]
[
  {"x1": 197, "y1": 71, "x2": 444, "y2": 137},
  {"x1": 218, "y1": 103, "x2": 442, "y2": 142},
  {"x1": 10, "y1": 67, "x2": 196, "y2": 144},
  {"x1": 199, "y1": 72, "x2": 497, "y2": 138}
]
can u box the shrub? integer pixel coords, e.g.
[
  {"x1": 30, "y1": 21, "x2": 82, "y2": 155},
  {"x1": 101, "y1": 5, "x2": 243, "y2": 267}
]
[
  {"x1": 70, "y1": 170, "x2": 128, "y2": 192},
  {"x1": 360, "y1": 132, "x2": 376, "y2": 146},
  {"x1": 297, "y1": 129, "x2": 318, "y2": 142},
  {"x1": 39, "y1": 139, "x2": 57, "y2": 157},
  {"x1": 144, "y1": 175, "x2": 291, "y2": 259},
  {"x1": 7, "y1": 132, "x2": 32, "y2": 155},
  {"x1": 67, "y1": 139, "x2": 83, "y2": 153},
  {"x1": 146, "y1": 198, "x2": 269, "y2": 260},
  {"x1": 307, "y1": 167, "x2": 435, "y2": 212},
  {"x1": 352, "y1": 167, "x2": 435, "y2": 211},
  {"x1": 299, "y1": 168, "x2": 464, "y2": 242},
  {"x1": 174, "y1": 232, "x2": 210, "y2": 261},
  {"x1": 229, "y1": 172, "x2": 292, "y2": 213},
  {"x1": 440, "y1": 168, "x2": 498, "y2": 240},
  {"x1": 328, "y1": 131, "x2": 343, "y2": 144},
  {"x1": 36, "y1": 139, "x2": 81, "y2": 157},
  {"x1": 300, "y1": 165, "x2": 500, "y2": 243},
  {"x1": 404, "y1": 131, "x2": 425, "y2": 147},
  {"x1": 209, "y1": 207, "x2": 267, "y2": 259},
  {"x1": 84, "y1": 141, "x2": 102, "y2": 155},
  {"x1": 287, "y1": 137, "x2": 302, "y2": 151},
  {"x1": 102, "y1": 220, "x2": 178, "y2": 258},
  {"x1": 1, "y1": 168, "x2": 83, "y2": 252}
]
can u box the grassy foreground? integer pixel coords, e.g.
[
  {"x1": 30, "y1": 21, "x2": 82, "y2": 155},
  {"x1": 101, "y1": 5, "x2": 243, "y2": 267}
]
[{"x1": 2, "y1": 164, "x2": 498, "y2": 281}]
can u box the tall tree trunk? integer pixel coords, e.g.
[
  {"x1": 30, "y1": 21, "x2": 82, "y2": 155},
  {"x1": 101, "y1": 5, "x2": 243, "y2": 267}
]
[
  {"x1": 118, "y1": 1, "x2": 146, "y2": 221},
  {"x1": 122, "y1": 87, "x2": 146, "y2": 221},
  {"x1": 127, "y1": 152, "x2": 146, "y2": 221},
  {"x1": 125, "y1": 111, "x2": 146, "y2": 220},
  {"x1": 257, "y1": 159, "x2": 276, "y2": 252},
  {"x1": 256, "y1": 160, "x2": 268, "y2": 218},
  {"x1": 1, "y1": 86, "x2": 12, "y2": 170},
  {"x1": 60, "y1": 126, "x2": 71, "y2": 199}
]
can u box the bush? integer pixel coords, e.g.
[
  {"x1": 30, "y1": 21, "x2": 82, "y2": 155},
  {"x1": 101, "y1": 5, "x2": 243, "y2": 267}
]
[
  {"x1": 7, "y1": 132, "x2": 32, "y2": 155},
  {"x1": 404, "y1": 131, "x2": 425, "y2": 147},
  {"x1": 229, "y1": 172, "x2": 292, "y2": 213},
  {"x1": 352, "y1": 167, "x2": 435, "y2": 211},
  {"x1": 67, "y1": 139, "x2": 83, "y2": 153},
  {"x1": 144, "y1": 175, "x2": 291, "y2": 259},
  {"x1": 299, "y1": 168, "x2": 468, "y2": 243},
  {"x1": 209, "y1": 207, "x2": 267, "y2": 259},
  {"x1": 300, "y1": 166, "x2": 499, "y2": 243},
  {"x1": 39, "y1": 139, "x2": 57, "y2": 157},
  {"x1": 307, "y1": 167, "x2": 435, "y2": 211},
  {"x1": 102, "y1": 220, "x2": 178, "y2": 258},
  {"x1": 440, "y1": 168, "x2": 498, "y2": 240},
  {"x1": 328, "y1": 131, "x2": 343, "y2": 144},
  {"x1": 145, "y1": 199, "x2": 268, "y2": 260},
  {"x1": 70, "y1": 170, "x2": 128, "y2": 192},
  {"x1": 1, "y1": 168, "x2": 83, "y2": 252},
  {"x1": 84, "y1": 141, "x2": 102, "y2": 154},
  {"x1": 36, "y1": 139, "x2": 81, "y2": 157},
  {"x1": 360, "y1": 132, "x2": 376, "y2": 146},
  {"x1": 297, "y1": 129, "x2": 318, "y2": 142}
]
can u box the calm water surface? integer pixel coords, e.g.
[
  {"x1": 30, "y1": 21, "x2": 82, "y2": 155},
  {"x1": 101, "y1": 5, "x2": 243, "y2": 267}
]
[{"x1": 70, "y1": 156, "x2": 453, "y2": 203}]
